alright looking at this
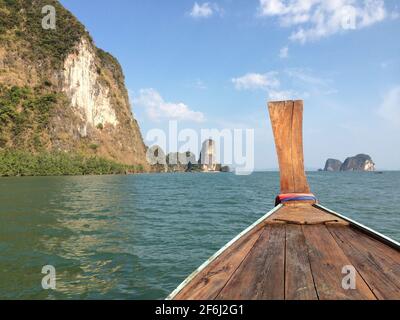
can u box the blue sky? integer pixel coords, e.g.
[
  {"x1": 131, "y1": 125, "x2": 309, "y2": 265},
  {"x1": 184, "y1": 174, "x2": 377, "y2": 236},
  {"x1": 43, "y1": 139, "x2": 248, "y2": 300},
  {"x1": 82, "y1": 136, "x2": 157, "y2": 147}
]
[{"x1": 60, "y1": 0, "x2": 400, "y2": 170}]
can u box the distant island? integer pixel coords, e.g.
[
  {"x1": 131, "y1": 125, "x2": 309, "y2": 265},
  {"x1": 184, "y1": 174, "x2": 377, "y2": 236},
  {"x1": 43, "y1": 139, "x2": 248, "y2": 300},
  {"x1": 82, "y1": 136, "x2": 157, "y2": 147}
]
[
  {"x1": 147, "y1": 139, "x2": 230, "y2": 173},
  {"x1": 321, "y1": 154, "x2": 375, "y2": 172}
]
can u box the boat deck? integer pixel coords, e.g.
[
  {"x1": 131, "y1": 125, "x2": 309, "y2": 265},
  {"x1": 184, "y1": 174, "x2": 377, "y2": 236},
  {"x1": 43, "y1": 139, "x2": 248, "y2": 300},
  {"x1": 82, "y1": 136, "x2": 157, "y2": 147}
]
[{"x1": 172, "y1": 203, "x2": 400, "y2": 300}]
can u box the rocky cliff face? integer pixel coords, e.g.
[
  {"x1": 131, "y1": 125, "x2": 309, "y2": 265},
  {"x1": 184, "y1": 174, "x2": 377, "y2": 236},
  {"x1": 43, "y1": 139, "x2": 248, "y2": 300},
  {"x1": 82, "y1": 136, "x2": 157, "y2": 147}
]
[
  {"x1": 340, "y1": 154, "x2": 375, "y2": 172},
  {"x1": 63, "y1": 38, "x2": 118, "y2": 129},
  {"x1": 324, "y1": 159, "x2": 343, "y2": 172},
  {"x1": 0, "y1": 0, "x2": 149, "y2": 170},
  {"x1": 199, "y1": 139, "x2": 219, "y2": 172},
  {"x1": 146, "y1": 144, "x2": 230, "y2": 173},
  {"x1": 322, "y1": 154, "x2": 375, "y2": 172}
]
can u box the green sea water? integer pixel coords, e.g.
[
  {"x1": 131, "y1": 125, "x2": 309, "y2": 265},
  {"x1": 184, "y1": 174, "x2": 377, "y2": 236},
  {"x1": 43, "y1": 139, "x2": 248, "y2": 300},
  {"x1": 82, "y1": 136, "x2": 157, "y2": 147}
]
[{"x1": 0, "y1": 172, "x2": 399, "y2": 299}]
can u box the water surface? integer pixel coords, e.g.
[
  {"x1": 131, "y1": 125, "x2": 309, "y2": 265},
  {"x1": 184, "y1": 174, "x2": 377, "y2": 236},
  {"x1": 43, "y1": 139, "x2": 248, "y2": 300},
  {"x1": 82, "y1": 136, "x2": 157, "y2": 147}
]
[{"x1": 0, "y1": 172, "x2": 399, "y2": 299}]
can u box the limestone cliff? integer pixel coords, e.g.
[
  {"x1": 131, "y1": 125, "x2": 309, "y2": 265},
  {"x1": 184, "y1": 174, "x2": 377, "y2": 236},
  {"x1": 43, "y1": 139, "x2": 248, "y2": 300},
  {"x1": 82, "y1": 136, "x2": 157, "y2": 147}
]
[
  {"x1": 340, "y1": 154, "x2": 375, "y2": 172},
  {"x1": 324, "y1": 159, "x2": 343, "y2": 172},
  {"x1": 146, "y1": 143, "x2": 230, "y2": 173},
  {"x1": 0, "y1": 0, "x2": 148, "y2": 170},
  {"x1": 322, "y1": 154, "x2": 375, "y2": 172}
]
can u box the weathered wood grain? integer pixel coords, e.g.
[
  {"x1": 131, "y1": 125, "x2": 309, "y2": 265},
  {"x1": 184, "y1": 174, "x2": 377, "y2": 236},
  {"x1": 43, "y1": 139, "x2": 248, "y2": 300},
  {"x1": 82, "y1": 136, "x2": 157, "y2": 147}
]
[
  {"x1": 268, "y1": 100, "x2": 310, "y2": 194},
  {"x1": 267, "y1": 203, "x2": 348, "y2": 225},
  {"x1": 217, "y1": 225, "x2": 285, "y2": 300},
  {"x1": 328, "y1": 225, "x2": 400, "y2": 300},
  {"x1": 285, "y1": 224, "x2": 318, "y2": 300},
  {"x1": 174, "y1": 224, "x2": 264, "y2": 300},
  {"x1": 292, "y1": 101, "x2": 310, "y2": 194},
  {"x1": 303, "y1": 224, "x2": 376, "y2": 300}
]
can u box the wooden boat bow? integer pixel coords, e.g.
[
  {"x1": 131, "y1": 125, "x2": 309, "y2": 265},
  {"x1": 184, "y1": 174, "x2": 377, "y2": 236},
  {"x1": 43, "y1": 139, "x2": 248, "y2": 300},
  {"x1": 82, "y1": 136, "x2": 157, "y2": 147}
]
[{"x1": 168, "y1": 100, "x2": 400, "y2": 300}]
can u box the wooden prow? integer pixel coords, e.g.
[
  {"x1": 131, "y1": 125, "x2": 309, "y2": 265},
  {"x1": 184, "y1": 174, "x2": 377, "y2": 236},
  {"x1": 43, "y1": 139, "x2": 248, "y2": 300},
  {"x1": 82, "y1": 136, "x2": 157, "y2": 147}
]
[{"x1": 268, "y1": 100, "x2": 311, "y2": 194}]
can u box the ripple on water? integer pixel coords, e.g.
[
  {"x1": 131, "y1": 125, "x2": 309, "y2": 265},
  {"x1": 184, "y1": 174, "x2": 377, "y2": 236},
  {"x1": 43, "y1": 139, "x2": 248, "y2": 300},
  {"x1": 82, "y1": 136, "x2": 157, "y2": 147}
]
[{"x1": 0, "y1": 172, "x2": 399, "y2": 299}]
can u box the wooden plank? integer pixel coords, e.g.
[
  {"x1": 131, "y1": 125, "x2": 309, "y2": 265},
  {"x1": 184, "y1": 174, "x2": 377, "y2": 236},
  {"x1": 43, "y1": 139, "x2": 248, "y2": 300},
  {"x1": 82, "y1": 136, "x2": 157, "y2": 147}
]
[
  {"x1": 292, "y1": 101, "x2": 310, "y2": 193},
  {"x1": 328, "y1": 225, "x2": 400, "y2": 300},
  {"x1": 302, "y1": 225, "x2": 376, "y2": 300},
  {"x1": 174, "y1": 225, "x2": 264, "y2": 300},
  {"x1": 217, "y1": 225, "x2": 285, "y2": 300},
  {"x1": 267, "y1": 203, "x2": 348, "y2": 226},
  {"x1": 268, "y1": 100, "x2": 310, "y2": 194},
  {"x1": 285, "y1": 224, "x2": 318, "y2": 300},
  {"x1": 269, "y1": 101, "x2": 293, "y2": 193}
]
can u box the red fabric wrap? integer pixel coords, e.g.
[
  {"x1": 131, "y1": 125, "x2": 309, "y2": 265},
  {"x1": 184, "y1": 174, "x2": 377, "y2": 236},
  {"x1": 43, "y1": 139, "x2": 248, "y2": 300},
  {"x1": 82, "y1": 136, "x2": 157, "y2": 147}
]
[{"x1": 275, "y1": 193, "x2": 317, "y2": 206}]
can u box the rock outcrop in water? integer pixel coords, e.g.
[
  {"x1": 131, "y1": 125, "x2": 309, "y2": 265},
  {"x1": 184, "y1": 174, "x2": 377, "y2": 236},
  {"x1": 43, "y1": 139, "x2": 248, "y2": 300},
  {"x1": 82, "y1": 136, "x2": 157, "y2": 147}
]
[
  {"x1": 146, "y1": 141, "x2": 230, "y2": 173},
  {"x1": 323, "y1": 154, "x2": 375, "y2": 172},
  {"x1": 199, "y1": 139, "x2": 219, "y2": 172},
  {"x1": 324, "y1": 159, "x2": 343, "y2": 172},
  {"x1": 167, "y1": 152, "x2": 197, "y2": 172},
  {"x1": 340, "y1": 154, "x2": 375, "y2": 172},
  {"x1": 146, "y1": 145, "x2": 168, "y2": 172}
]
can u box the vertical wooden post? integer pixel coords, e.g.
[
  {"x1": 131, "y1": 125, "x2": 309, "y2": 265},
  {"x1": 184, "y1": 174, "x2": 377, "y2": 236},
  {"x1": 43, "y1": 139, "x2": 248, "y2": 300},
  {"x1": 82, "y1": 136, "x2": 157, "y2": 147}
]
[{"x1": 268, "y1": 100, "x2": 311, "y2": 194}]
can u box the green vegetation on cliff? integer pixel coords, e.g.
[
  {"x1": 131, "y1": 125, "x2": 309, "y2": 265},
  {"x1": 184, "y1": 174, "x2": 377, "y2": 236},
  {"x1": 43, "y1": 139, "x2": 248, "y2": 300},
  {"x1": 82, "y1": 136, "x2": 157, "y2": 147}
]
[
  {"x1": 0, "y1": 151, "x2": 144, "y2": 177},
  {"x1": 0, "y1": 85, "x2": 60, "y2": 149},
  {"x1": 0, "y1": 85, "x2": 145, "y2": 176},
  {"x1": 0, "y1": 0, "x2": 88, "y2": 66}
]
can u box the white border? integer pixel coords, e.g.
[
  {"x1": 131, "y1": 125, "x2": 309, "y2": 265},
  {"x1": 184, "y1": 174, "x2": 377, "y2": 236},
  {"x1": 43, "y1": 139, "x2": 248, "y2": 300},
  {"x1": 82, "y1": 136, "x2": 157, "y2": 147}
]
[
  {"x1": 315, "y1": 203, "x2": 400, "y2": 250},
  {"x1": 166, "y1": 204, "x2": 283, "y2": 300}
]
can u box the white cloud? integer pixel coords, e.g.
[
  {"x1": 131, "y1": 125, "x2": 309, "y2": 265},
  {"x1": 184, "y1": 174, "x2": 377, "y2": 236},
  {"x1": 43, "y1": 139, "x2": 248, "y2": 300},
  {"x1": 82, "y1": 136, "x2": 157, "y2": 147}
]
[
  {"x1": 268, "y1": 89, "x2": 299, "y2": 100},
  {"x1": 133, "y1": 88, "x2": 205, "y2": 122},
  {"x1": 232, "y1": 71, "x2": 302, "y2": 100},
  {"x1": 258, "y1": 0, "x2": 387, "y2": 43},
  {"x1": 232, "y1": 72, "x2": 280, "y2": 90},
  {"x1": 189, "y1": 2, "x2": 222, "y2": 18},
  {"x1": 378, "y1": 86, "x2": 400, "y2": 125},
  {"x1": 285, "y1": 68, "x2": 337, "y2": 95},
  {"x1": 232, "y1": 68, "x2": 336, "y2": 100},
  {"x1": 279, "y1": 46, "x2": 289, "y2": 58}
]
